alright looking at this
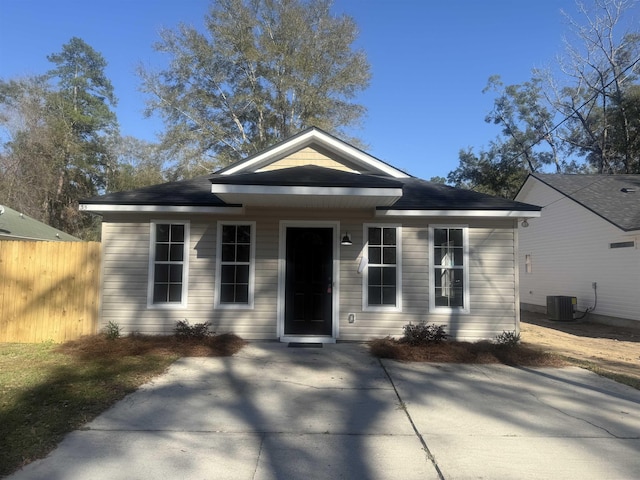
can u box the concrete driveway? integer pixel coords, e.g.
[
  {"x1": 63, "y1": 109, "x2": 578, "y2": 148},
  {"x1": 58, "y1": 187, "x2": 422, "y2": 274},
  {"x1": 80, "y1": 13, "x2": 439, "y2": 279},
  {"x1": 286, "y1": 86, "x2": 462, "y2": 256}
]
[{"x1": 9, "y1": 342, "x2": 640, "y2": 480}]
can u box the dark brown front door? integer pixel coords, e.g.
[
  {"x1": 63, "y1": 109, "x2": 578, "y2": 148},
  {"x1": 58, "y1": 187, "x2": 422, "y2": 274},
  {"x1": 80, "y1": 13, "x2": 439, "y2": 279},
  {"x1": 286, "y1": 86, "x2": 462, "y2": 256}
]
[{"x1": 284, "y1": 228, "x2": 333, "y2": 336}]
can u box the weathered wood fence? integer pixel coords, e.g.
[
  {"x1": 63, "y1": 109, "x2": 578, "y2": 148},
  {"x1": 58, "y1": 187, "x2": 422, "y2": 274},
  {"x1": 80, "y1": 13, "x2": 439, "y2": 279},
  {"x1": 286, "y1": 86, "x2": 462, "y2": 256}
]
[{"x1": 0, "y1": 241, "x2": 101, "y2": 343}]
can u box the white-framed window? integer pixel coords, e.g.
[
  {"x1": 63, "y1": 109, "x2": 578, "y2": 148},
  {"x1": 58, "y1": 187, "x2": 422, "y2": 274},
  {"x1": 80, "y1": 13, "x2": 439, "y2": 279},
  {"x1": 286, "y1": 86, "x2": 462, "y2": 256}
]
[
  {"x1": 525, "y1": 254, "x2": 532, "y2": 273},
  {"x1": 215, "y1": 221, "x2": 256, "y2": 309},
  {"x1": 363, "y1": 224, "x2": 402, "y2": 311},
  {"x1": 429, "y1": 225, "x2": 469, "y2": 313},
  {"x1": 148, "y1": 221, "x2": 190, "y2": 308}
]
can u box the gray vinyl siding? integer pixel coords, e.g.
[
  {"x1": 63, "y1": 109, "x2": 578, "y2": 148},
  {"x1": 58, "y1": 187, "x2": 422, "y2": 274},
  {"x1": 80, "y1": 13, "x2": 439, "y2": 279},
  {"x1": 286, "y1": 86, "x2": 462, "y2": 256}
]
[
  {"x1": 516, "y1": 179, "x2": 640, "y2": 324},
  {"x1": 339, "y1": 220, "x2": 517, "y2": 342},
  {"x1": 99, "y1": 211, "x2": 519, "y2": 341}
]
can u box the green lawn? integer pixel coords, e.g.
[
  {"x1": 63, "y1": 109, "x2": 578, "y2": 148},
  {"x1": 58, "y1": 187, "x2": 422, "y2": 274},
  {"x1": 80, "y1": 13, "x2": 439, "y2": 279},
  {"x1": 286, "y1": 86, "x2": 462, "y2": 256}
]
[{"x1": 0, "y1": 341, "x2": 178, "y2": 476}]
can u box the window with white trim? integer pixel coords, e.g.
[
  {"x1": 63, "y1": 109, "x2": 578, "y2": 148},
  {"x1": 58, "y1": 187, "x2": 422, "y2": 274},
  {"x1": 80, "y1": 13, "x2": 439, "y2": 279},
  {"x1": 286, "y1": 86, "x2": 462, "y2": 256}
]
[
  {"x1": 364, "y1": 224, "x2": 401, "y2": 310},
  {"x1": 429, "y1": 226, "x2": 469, "y2": 313},
  {"x1": 216, "y1": 222, "x2": 255, "y2": 308},
  {"x1": 148, "y1": 222, "x2": 189, "y2": 307}
]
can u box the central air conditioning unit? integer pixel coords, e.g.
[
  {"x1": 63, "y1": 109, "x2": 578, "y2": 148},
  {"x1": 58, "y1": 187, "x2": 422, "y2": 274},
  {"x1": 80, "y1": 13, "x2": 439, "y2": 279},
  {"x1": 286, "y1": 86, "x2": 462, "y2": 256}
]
[{"x1": 546, "y1": 296, "x2": 576, "y2": 322}]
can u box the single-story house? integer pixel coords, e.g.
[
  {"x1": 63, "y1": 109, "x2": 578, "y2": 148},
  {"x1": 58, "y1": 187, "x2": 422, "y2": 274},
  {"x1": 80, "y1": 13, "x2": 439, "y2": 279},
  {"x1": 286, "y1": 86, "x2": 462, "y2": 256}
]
[
  {"x1": 515, "y1": 173, "x2": 640, "y2": 328},
  {"x1": 0, "y1": 205, "x2": 79, "y2": 241},
  {"x1": 81, "y1": 128, "x2": 541, "y2": 342}
]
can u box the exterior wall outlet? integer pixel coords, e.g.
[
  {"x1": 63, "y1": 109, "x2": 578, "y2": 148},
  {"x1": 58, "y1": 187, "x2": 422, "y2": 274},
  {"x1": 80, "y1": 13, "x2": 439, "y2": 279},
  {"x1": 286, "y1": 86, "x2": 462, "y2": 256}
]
[{"x1": 347, "y1": 313, "x2": 356, "y2": 323}]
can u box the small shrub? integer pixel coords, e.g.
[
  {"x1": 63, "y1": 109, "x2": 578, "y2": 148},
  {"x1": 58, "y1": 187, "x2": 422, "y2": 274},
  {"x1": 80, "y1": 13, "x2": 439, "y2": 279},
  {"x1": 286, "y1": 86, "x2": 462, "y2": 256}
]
[
  {"x1": 174, "y1": 319, "x2": 213, "y2": 339},
  {"x1": 495, "y1": 330, "x2": 520, "y2": 347},
  {"x1": 402, "y1": 322, "x2": 448, "y2": 346},
  {"x1": 104, "y1": 321, "x2": 121, "y2": 340}
]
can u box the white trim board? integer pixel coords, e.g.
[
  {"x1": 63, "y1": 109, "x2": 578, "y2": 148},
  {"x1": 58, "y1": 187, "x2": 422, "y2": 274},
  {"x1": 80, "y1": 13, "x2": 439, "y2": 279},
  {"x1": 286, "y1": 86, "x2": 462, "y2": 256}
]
[
  {"x1": 80, "y1": 204, "x2": 245, "y2": 214},
  {"x1": 375, "y1": 209, "x2": 542, "y2": 218}
]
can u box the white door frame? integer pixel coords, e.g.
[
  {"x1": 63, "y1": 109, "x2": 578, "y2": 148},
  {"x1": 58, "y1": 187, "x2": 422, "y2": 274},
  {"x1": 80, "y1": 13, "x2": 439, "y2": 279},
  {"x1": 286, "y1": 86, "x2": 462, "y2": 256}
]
[{"x1": 277, "y1": 220, "x2": 340, "y2": 343}]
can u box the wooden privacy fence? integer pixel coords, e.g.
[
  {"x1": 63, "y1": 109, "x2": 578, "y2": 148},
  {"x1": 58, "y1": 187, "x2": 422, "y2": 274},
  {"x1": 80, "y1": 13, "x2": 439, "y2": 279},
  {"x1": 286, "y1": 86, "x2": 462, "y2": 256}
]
[{"x1": 0, "y1": 241, "x2": 101, "y2": 343}]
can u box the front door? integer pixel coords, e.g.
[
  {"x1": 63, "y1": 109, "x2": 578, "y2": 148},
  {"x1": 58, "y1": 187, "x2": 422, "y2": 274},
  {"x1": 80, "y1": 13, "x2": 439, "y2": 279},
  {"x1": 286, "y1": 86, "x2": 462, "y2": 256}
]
[{"x1": 284, "y1": 228, "x2": 333, "y2": 336}]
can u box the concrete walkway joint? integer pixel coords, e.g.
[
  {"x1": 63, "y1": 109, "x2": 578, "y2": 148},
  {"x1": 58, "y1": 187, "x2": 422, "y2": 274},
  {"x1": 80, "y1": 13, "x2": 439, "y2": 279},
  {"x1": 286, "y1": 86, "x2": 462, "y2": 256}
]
[{"x1": 8, "y1": 342, "x2": 640, "y2": 480}]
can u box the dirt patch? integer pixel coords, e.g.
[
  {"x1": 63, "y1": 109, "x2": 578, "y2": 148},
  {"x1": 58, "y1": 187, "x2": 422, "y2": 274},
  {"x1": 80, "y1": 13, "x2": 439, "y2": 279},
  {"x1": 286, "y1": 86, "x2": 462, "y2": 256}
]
[{"x1": 520, "y1": 311, "x2": 640, "y2": 382}]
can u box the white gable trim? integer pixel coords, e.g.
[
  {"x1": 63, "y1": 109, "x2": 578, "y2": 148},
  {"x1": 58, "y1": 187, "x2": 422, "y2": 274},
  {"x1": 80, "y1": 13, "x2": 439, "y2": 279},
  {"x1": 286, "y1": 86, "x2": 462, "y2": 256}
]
[
  {"x1": 375, "y1": 209, "x2": 542, "y2": 218},
  {"x1": 221, "y1": 129, "x2": 409, "y2": 178}
]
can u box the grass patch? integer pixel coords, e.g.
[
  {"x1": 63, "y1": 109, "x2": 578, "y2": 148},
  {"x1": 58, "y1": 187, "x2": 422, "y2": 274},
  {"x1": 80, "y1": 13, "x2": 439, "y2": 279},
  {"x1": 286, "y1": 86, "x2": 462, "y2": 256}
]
[
  {"x1": 369, "y1": 337, "x2": 566, "y2": 367},
  {"x1": 0, "y1": 333, "x2": 246, "y2": 477},
  {"x1": 560, "y1": 356, "x2": 640, "y2": 390}
]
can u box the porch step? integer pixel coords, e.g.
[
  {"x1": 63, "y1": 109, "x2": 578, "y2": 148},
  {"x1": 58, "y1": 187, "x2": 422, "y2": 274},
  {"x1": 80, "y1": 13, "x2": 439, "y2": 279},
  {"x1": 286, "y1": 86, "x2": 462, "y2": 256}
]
[{"x1": 288, "y1": 342, "x2": 323, "y2": 348}]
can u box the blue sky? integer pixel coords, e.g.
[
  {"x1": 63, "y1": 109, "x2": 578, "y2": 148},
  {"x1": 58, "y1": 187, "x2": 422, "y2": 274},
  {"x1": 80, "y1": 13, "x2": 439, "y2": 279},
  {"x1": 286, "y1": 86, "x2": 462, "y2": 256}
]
[{"x1": 0, "y1": 0, "x2": 622, "y2": 180}]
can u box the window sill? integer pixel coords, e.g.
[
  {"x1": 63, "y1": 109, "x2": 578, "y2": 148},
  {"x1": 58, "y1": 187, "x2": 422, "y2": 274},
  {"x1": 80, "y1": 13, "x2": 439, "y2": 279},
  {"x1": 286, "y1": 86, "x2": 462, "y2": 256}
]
[
  {"x1": 147, "y1": 303, "x2": 188, "y2": 310},
  {"x1": 429, "y1": 307, "x2": 470, "y2": 315},
  {"x1": 364, "y1": 305, "x2": 402, "y2": 313},
  {"x1": 215, "y1": 303, "x2": 255, "y2": 310}
]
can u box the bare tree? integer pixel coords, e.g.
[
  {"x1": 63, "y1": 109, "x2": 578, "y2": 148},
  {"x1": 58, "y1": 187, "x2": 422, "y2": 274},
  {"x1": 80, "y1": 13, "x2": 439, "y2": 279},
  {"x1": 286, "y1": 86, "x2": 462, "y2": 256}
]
[{"x1": 552, "y1": 0, "x2": 640, "y2": 173}]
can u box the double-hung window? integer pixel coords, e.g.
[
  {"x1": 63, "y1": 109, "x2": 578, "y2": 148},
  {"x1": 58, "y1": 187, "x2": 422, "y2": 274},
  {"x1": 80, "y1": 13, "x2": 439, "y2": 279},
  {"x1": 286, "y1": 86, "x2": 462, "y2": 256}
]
[
  {"x1": 148, "y1": 221, "x2": 189, "y2": 308},
  {"x1": 364, "y1": 224, "x2": 401, "y2": 311},
  {"x1": 429, "y1": 225, "x2": 469, "y2": 313},
  {"x1": 216, "y1": 222, "x2": 255, "y2": 308}
]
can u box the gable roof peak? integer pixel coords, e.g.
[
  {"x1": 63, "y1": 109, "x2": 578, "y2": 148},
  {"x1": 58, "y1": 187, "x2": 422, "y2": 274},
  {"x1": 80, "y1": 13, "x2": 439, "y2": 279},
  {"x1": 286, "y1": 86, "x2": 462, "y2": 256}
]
[{"x1": 217, "y1": 127, "x2": 411, "y2": 179}]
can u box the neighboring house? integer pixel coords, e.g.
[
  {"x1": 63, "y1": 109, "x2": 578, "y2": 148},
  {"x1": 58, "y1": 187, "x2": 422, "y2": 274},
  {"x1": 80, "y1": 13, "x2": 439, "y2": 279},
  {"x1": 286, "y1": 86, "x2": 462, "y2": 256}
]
[
  {"x1": 0, "y1": 205, "x2": 79, "y2": 241},
  {"x1": 80, "y1": 128, "x2": 540, "y2": 342},
  {"x1": 515, "y1": 174, "x2": 640, "y2": 328}
]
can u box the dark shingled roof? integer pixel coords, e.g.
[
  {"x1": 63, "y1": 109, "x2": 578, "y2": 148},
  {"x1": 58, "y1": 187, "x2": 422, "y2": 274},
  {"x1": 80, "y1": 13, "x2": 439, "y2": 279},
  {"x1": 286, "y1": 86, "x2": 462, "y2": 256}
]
[
  {"x1": 384, "y1": 177, "x2": 540, "y2": 211},
  {"x1": 209, "y1": 165, "x2": 404, "y2": 189},
  {"x1": 529, "y1": 174, "x2": 640, "y2": 231},
  {"x1": 84, "y1": 167, "x2": 540, "y2": 213},
  {"x1": 83, "y1": 175, "x2": 231, "y2": 206}
]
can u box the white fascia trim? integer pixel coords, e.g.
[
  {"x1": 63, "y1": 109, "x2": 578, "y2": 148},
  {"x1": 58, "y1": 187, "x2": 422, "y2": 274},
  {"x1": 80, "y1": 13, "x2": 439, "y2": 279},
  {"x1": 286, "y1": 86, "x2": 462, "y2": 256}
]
[
  {"x1": 80, "y1": 204, "x2": 245, "y2": 214},
  {"x1": 375, "y1": 209, "x2": 542, "y2": 218},
  {"x1": 312, "y1": 134, "x2": 410, "y2": 178},
  {"x1": 221, "y1": 129, "x2": 410, "y2": 178},
  {"x1": 212, "y1": 185, "x2": 404, "y2": 197},
  {"x1": 222, "y1": 130, "x2": 317, "y2": 175}
]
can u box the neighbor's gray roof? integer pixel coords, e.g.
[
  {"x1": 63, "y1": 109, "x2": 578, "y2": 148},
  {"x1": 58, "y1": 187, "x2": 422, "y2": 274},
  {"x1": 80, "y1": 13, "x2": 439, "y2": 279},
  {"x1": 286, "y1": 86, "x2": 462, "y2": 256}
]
[
  {"x1": 528, "y1": 174, "x2": 640, "y2": 231},
  {"x1": 0, "y1": 205, "x2": 80, "y2": 241},
  {"x1": 84, "y1": 167, "x2": 540, "y2": 213}
]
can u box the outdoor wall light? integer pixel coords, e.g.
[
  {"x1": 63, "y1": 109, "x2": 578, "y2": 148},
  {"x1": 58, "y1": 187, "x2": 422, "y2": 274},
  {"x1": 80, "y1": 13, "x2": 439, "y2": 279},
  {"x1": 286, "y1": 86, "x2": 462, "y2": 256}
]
[
  {"x1": 521, "y1": 219, "x2": 529, "y2": 228},
  {"x1": 341, "y1": 232, "x2": 352, "y2": 246}
]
